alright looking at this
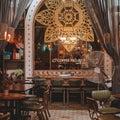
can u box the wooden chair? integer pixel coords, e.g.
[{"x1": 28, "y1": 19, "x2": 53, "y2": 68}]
[
  {"x1": 23, "y1": 85, "x2": 51, "y2": 120},
  {"x1": 50, "y1": 79, "x2": 65, "y2": 104},
  {"x1": 98, "y1": 114, "x2": 120, "y2": 120},
  {"x1": 21, "y1": 100, "x2": 46, "y2": 120},
  {"x1": 82, "y1": 80, "x2": 99, "y2": 104},
  {"x1": 86, "y1": 97, "x2": 120, "y2": 120},
  {"x1": 0, "y1": 113, "x2": 10, "y2": 120},
  {"x1": 38, "y1": 86, "x2": 51, "y2": 118},
  {"x1": 92, "y1": 90, "x2": 111, "y2": 107},
  {"x1": 66, "y1": 80, "x2": 82, "y2": 104}
]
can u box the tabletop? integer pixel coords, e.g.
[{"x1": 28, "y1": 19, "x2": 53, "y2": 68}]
[
  {"x1": 0, "y1": 93, "x2": 26, "y2": 100},
  {"x1": 113, "y1": 94, "x2": 120, "y2": 99},
  {"x1": 0, "y1": 92, "x2": 35, "y2": 120}
]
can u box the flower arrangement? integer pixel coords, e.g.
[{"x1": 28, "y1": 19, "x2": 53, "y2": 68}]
[
  {"x1": 14, "y1": 69, "x2": 24, "y2": 79},
  {"x1": 0, "y1": 72, "x2": 14, "y2": 90}
]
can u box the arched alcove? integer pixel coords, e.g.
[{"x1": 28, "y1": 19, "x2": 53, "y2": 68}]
[{"x1": 25, "y1": 0, "x2": 112, "y2": 79}]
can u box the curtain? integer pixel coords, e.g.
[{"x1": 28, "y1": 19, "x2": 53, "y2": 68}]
[
  {"x1": 0, "y1": 0, "x2": 32, "y2": 27},
  {"x1": 84, "y1": 0, "x2": 120, "y2": 93},
  {"x1": 0, "y1": 0, "x2": 32, "y2": 53}
]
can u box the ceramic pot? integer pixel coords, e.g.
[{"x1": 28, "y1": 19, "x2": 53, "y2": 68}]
[{"x1": 4, "y1": 90, "x2": 9, "y2": 96}]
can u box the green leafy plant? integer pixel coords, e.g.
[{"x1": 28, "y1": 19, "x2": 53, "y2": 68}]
[{"x1": 14, "y1": 69, "x2": 24, "y2": 79}]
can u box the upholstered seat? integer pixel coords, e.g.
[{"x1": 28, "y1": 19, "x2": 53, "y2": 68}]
[
  {"x1": 98, "y1": 114, "x2": 120, "y2": 120},
  {"x1": 86, "y1": 97, "x2": 120, "y2": 120},
  {"x1": 92, "y1": 90, "x2": 111, "y2": 106}
]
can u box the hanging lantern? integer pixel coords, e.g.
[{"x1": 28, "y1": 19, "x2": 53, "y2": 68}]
[
  {"x1": 47, "y1": 44, "x2": 52, "y2": 51},
  {"x1": 7, "y1": 27, "x2": 15, "y2": 43},
  {"x1": 0, "y1": 23, "x2": 8, "y2": 40},
  {"x1": 42, "y1": 44, "x2": 47, "y2": 51}
]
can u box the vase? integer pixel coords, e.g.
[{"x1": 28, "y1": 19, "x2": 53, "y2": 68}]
[
  {"x1": 9, "y1": 84, "x2": 13, "y2": 90},
  {"x1": 3, "y1": 90, "x2": 9, "y2": 96}
]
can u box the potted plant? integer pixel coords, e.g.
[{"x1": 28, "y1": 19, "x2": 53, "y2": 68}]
[
  {"x1": 14, "y1": 69, "x2": 24, "y2": 80},
  {"x1": 0, "y1": 72, "x2": 14, "y2": 95},
  {"x1": 0, "y1": 79, "x2": 13, "y2": 95}
]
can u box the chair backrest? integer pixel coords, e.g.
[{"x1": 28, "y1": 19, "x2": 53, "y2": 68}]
[
  {"x1": 92, "y1": 90, "x2": 111, "y2": 106},
  {"x1": 51, "y1": 79, "x2": 64, "y2": 86},
  {"x1": 32, "y1": 78, "x2": 46, "y2": 86},
  {"x1": 92, "y1": 90, "x2": 111, "y2": 100},
  {"x1": 68, "y1": 80, "x2": 81, "y2": 86}
]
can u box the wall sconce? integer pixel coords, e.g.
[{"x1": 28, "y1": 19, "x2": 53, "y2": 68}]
[
  {"x1": 0, "y1": 23, "x2": 15, "y2": 43},
  {"x1": 7, "y1": 27, "x2": 15, "y2": 43},
  {"x1": 0, "y1": 23, "x2": 8, "y2": 40}
]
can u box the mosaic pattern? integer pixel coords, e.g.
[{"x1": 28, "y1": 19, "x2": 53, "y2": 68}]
[
  {"x1": 25, "y1": 0, "x2": 41, "y2": 78},
  {"x1": 49, "y1": 110, "x2": 91, "y2": 120},
  {"x1": 25, "y1": 0, "x2": 111, "y2": 78},
  {"x1": 30, "y1": 110, "x2": 91, "y2": 120},
  {"x1": 35, "y1": 0, "x2": 94, "y2": 52}
]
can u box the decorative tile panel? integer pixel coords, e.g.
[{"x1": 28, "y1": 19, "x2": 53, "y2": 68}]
[{"x1": 25, "y1": 0, "x2": 43, "y2": 78}]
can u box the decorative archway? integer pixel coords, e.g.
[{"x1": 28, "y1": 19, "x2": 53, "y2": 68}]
[
  {"x1": 25, "y1": 0, "x2": 112, "y2": 79},
  {"x1": 25, "y1": 0, "x2": 45, "y2": 78}
]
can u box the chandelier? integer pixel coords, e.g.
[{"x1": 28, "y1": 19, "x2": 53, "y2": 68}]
[{"x1": 35, "y1": 0, "x2": 94, "y2": 52}]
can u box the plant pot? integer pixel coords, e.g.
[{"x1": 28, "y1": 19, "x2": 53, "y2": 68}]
[
  {"x1": 9, "y1": 84, "x2": 13, "y2": 90},
  {"x1": 3, "y1": 90, "x2": 9, "y2": 96}
]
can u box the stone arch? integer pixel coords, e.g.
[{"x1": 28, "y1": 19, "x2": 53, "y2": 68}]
[{"x1": 25, "y1": 0, "x2": 44, "y2": 78}]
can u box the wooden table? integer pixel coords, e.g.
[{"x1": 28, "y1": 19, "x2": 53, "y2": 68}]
[
  {"x1": 0, "y1": 93, "x2": 30, "y2": 119},
  {"x1": 113, "y1": 94, "x2": 120, "y2": 99},
  {"x1": 0, "y1": 93, "x2": 25, "y2": 100},
  {"x1": 10, "y1": 83, "x2": 35, "y2": 93}
]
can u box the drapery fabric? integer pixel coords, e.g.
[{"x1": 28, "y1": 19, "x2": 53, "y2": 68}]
[
  {"x1": 0, "y1": 0, "x2": 31, "y2": 28},
  {"x1": 85, "y1": 0, "x2": 120, "y2": 93},
  {"x1": 0, "y1": 0, "x2": 32, "y2": 53}
]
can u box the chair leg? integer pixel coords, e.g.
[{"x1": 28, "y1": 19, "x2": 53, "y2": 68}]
[
  {"x1": 20, "y1": 111, "x2": 31, "y2": 120},
  {"x1": 81, "y1": 91, "x2": 84, "y2": 105},
  {"x1": 63, "y1": 89, "x2": 66, "y2": 104},
  {"x1": 43, "y1": 110, "x2": 49, "y2": 120},
  {"x1": 46, "y1": 108, "x2": 50, "y2": 117},
  {"x1": 50, "y1": 91, "x2": 52, "y2": 103},
  {"x1": 37, "y1": 111, "x2": 45, "y2": 120},
  {"x1": 66, "y1": 89, "x2": 69, "y2": 104}
]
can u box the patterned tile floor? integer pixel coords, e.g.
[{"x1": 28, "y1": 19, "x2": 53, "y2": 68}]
[
  {"x1": 30, "y1": 102, "x2": 91, "y2": 120},
  {"x1": 31, "y1": 110, "x2": 91, "y2": 120},
  {"x1": 49, "y1": 110, "x2": 91, "y2": 120}
]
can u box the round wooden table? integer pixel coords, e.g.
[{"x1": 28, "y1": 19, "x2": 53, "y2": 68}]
[{"x1": 0, "y1": 93, "x2": 32, "y2": 120}]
